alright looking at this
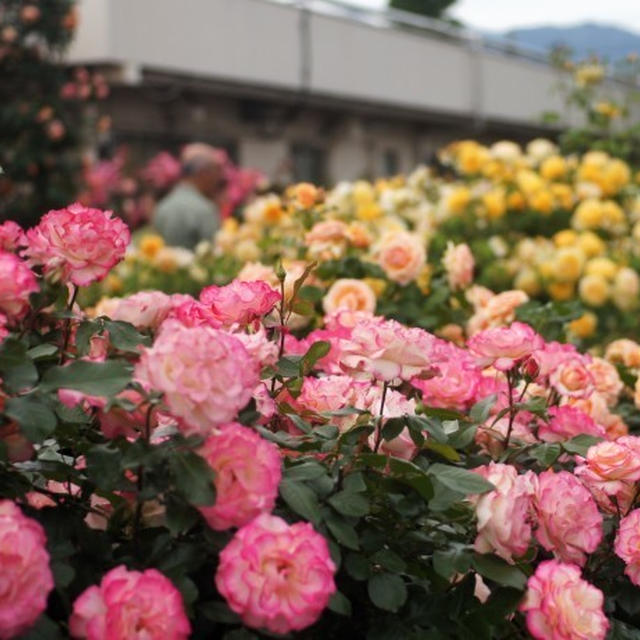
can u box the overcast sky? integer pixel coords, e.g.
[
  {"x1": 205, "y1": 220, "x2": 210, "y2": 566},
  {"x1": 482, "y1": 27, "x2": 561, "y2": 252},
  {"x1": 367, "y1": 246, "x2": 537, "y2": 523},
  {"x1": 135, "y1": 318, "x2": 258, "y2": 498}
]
[{"x1": 346, "y1": 0, "x2": 640, "y2": 33}]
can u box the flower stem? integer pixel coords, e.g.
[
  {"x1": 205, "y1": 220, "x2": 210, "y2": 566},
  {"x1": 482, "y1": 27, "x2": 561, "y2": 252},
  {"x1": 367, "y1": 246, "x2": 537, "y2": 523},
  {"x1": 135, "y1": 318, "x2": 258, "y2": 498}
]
[
  {"x1": 373, "y1": 380, "x2": 389, "y2": 453},
  {"x1": 59, "y1": 284, "x2": 79, "y2": 364}
]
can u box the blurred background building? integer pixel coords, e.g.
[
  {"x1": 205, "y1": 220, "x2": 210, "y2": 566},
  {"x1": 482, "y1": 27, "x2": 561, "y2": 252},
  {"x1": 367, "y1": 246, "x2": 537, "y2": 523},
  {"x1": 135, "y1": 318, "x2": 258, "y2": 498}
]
[{"x1": 66, "y1": 0, "x2": 637, "y2": 185}]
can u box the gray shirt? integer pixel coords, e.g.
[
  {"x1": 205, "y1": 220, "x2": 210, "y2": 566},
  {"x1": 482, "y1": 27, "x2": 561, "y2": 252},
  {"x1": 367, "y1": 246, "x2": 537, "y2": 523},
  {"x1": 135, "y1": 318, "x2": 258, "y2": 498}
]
[{"x1": 153, "y1": 182, "x2": 219, "y2": 249}]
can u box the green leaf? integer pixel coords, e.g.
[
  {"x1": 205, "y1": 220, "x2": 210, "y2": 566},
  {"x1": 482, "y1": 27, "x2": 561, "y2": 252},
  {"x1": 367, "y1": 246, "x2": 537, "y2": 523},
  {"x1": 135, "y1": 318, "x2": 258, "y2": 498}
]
[
  {"x1": 429, "y1": 479, "x2": 466, "y2": 511},
  {"x1": 371, "y1": 549, "x2": 406, "y2": 573},
  {"x1": 275, "y1": 355, "x2": 303, "y2": 378},
  {"x1": 608, "y1": 619, "x2": 640, "y2": 639},
  {"x1": 425, "y1": 440, "x2": 460, "y2": 462},
  {"x1": 418, "y1": 404, "x2": 466, "y2": 421},
  {"x1": 472, "y1": 554, "x2": 527, "y2": 590},
  {"x1": 0, "y1": 339, "x2": 38, "y2": 392},
  {"x1": 170, "y1": 450, "x2": 216, "y2": 506},
  {"x1": 200, "y1": 601, "x2": 241, "y2": 624},
  {"x1": 328, "y1": 491, "x2": 370, "y2": 517},
  {"x1": 86, "y1": 443, "x2": 124, "y2": 491},
  {"x1": 346, "y1": 552, "x2": 371, "y2": 580},
  {"x1": 285, "y1": 460, "x2": 326, "y2": 481},
  {"x1": 368, "y1": 573, "x2": 407, "y2": 612},
  {"x1": 4, "y1": 395, "x2": 56, "y2": 443},
  {"x1": 41, "y1": 360, "x2": 132, "y2": 397},
  {"x1": 27, "y1": 344, "x2": 59, "y2": 360},
  {"x1": 428, "y1": 463, "x2": 495, "y2": 495},
  {"x1": 17, "y1": 614, "x2": 64, "y2": 639},
  {"x1": 75, "y1": 320, "x2": 101, "y2": 355},
  {"x1": 328, "y1": 590, "x2": 352, "y2": 616},
  {"x1": 279, "y1": 479, "x2": 322, "y2": 525},
  {"x1": 530, "y1": 442, "x2": 562, "y2": 467},
  {"x1": 103, "y1": 319, "x2": 151, "y2": 352},
  {"x1": 382, "y1": 416, "x2": 406, "y2": 441},
  {"x1": 408, "y1": 415, "x2": 447, "y2": 444},
  {"x1": 324, "y1": 512, "x2": 360, "y2": 550},
  {"x1": 343, "y1": 472, "x2": 367, "y2": 493},
  {"x1": 562, "y1": 434, "x2": 603, "y2": 457},
  {"x1": 470, "y1": 394, "x2": 497, "y2": 423},
  {"x1": 165, "y1": 495, "x2": 200, "y2": 536}
]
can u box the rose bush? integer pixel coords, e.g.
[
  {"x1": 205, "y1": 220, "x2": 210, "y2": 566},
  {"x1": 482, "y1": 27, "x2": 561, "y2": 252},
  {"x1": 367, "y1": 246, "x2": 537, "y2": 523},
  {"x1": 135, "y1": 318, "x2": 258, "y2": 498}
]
[{"x1": 4, "y1": 203, "x2": 640, "y2": 639}]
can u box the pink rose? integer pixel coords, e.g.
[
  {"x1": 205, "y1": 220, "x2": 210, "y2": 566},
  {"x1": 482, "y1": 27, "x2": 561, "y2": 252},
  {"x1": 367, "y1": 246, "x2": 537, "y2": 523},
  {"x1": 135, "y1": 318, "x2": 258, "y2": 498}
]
[
  {"x1": 467, "y1": 322, "x2": 544, "y2": 371},
  {"x1": 197, "y1": 423, "x2": 281, "y2": 530},
  {"x1": 228, "y1": 324, "x2": 279, "y2": 369},
  {"x1": 0, "y1": 221, "x2": 26, "y2": 252},
  {"x1": 614, "y1": 508, "x2": 640, "y2": 586},
  {"x1": 165, "y1": 294, "x2": 221, "y2": 329},
  {"x1": 69, "y1": 565, "x2": 191, "y2": 639},
  {"x1": 200, "y1": 280, "x2": 280, "y2": 326},
  {"x1": 215, "y1": 513, "x2": 336, "y2": 634},
  {"x1": 533, "y1": 470, "x2": 602, "y2": 566},
  {"x1": 0, "y1": 251, "x2": 38, "y2": 321},
  {"x1": 538, "y1": 406, "x2": 606, "y2": 443},
  {"x1": 470, "y1": 462, "x2": 535, "y2": 563},
  {"x1": 413, "y1": 362, "x2": 482, "y2": 410},
  {"x1": 364, "y1": 385, "x2": 418, "y2": 460},
  {"x1": 531, "y1": 341, "x2": 580, "y2": 379},
  {"x1": 135, "y1": 323, "x2": 258, "y2": 435},
  {"x1": 0, "y1": 314, "x2": 7, "y2": 344},
  {"x1": 442, "y1": 241, "x2": 474, "y2": 290},
  {"x1": 24, "y1": 203, "x2": 130, "y2": 286},
  {"x1": 520, "y1": 560, "x2": 608, "y2": 640},
  {"x1": 108, "y1": 291, "x2": 172, "y2": 330},
  {"x1": 338, "y1": 315, "x2": 437, "y2": 382},
  {"x1": 97, "y1": 390, "x2": 158, "y2": 440},
  {"x1": 0, "y1": 501, "x2": 54, "y2": 638}
]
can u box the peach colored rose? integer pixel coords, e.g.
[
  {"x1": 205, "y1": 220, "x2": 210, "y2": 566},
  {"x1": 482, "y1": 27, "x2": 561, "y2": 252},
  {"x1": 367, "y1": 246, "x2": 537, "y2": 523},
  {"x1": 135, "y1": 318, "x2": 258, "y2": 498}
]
[
  {"x1": 109, "y1": 290, "x2": 172, "y2": 330},
  {"x1": 588, "y1": 357, "x2": 623, "y2": 406},
  {"x1": 0, "y1": 501, "x2": 54, "y2": 638},
  {"x1": 605, "y1": 338, "x2": 640, "y2": 368},
  {"x1": 442, "y1": 241, "x2": 474, "y2": 290},
  {"x1": 323, "y1": 278, "x2": 376, "y2": 315},
  {"x1": 376, "y1": 231, "x2": 426, "y2": 285},
  {"x1": 520, "y1": 560, "x2": 608, "y2": 640},
  {"x1": 198, "y1": 423, "x2": 281, "y2": 530},
  {"x1": 550, "y1": 357, "x2": 594, "y2": 398},
  {"x1": 215, "y1": 514, "x2": 336, "y2": 634},
  {"x1": 533, "y1": 470, "x2": 602, "y2": 566}
]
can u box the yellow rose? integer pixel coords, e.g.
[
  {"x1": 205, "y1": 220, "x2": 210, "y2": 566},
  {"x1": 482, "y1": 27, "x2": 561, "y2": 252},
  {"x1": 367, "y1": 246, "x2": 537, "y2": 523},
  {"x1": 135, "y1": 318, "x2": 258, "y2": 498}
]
[
  {"x1": 507, "y1": 190, "x2": 525, "y2": 210},
  {"x1": 600, "y1": 159, "x2": 631, "y2": 196},
  {"x1": 104, "y1": 274, "x2": 123, "y2": 294},
  {"x1": 579, "y1": 274, "x2": 610, "y2": 306},
  {"x1": 548, "y1": 281, "x2": 575, "y2": 301},
  {"x1": 553, "y1": 247, "x2": 585, "y2": 282},
  {"x1": 139, "y1": 234, "x2": 165, "y2": 259},
  {"x1": 601, "y1": 200, "x2": 626, "y2": 231},
  {"x1": 553, "y1": 229, "x2": 578, "y2": 247},
  {"x1": 528, "y1": 189, "x2": 554, "y2": 214},
  {"x1": 291, "y1": 182, "x2": 321, "y2": 209},
  {"x1": 323, "y1": 278, "x2": 377, "y2": 315},
  {"x1": 416, "y1": 265, "x2": 432, "y2": 294},
  {"x1": 568, "y1": 312, "x2": 598, "y2": 338},
  {"x1": 540, "y1": 155, "x2": 567, "y2": 181},
  {"x1": 514, "y1": 268, "x2": 542, "y2": 296},
  {"x1": 457, "y1": 140, "x2": 490, "y2": 174},
  {"x1": 575, "y1": 64, "x2": 604, "y2": 87},
  {"x1": 376, "y1": 231, "x2": 426, "y2": 285},
  {"x1": 362, "y1": 277, "x2": 387, "y2": 297},
  {"x1": 235, "y1": 239, "x2": 261, "y2": 262},
  {"x1": 550, "y1": 183, "x2": 574, "y2": 210},
  {"x1": 613, "y1": 267, "x2": 640, "y2": 310},
  {"x1": 585, "y1": 257, "x2": 618, "y2": 280},
  {"x1": 578, "y1": 232, "x2": 605, "y2": 257},
  {"x1": 482, "y1": 188, "x2": 506, "y2": 219},
  {"x1": 446, "y1": 186, "x2": 472, "y2": 215},
  {"x1": 573, "y1": 199, "x2": 603, "y2": 230},
  {"x1": 356, "y1": 202, "x2": 382, "y2": 221},
  {"x1": 516, "y1": 169, "x2": 544, "y2": 196}
]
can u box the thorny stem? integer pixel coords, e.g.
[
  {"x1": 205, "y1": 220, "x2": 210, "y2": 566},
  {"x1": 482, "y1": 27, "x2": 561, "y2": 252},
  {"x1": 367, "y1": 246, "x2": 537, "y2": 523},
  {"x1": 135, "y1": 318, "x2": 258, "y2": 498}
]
[
  {"x1": 270, "y1": 277, "x2": 287, "y2": 396},
  {"x1": 133, "y1": 403, "x2": 154, "y2": 545},
  {"x1": 59, "y1": 284, "x2": 79, "y2": 364},
  {"x1": 373, "y1": 381, "x2": 390, "y2": 453},
  {"x1": 503, "y1": 370, "x2": 516, "y2": 451}
]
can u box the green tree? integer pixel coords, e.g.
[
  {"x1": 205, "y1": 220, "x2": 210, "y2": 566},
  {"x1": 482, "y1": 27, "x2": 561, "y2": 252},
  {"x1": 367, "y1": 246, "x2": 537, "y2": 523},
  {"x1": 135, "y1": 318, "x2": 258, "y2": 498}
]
[
  {"x1": 0, "y1": 0, "x2": 104, "y2": 227},
  {"x1": 389, "y1": 0, "x2": 457, "y2": 20}
]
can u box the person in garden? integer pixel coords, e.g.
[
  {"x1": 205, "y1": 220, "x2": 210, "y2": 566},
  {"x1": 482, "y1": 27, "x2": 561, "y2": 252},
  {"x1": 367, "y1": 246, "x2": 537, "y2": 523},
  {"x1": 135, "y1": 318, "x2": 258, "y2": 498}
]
[{"x1": 152, "y1": 143, "x2": 227, "y2": 248}]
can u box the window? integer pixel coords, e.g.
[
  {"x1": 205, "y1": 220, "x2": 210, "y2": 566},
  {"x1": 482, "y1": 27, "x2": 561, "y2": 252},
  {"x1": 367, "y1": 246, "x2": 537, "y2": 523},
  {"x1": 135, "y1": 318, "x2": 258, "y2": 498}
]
[
  {"x1": 382, "y1": 148, "x2": 399, "y2": 176},
  {"x1": 291, "y1": 143, "x2": 326, "y2": 184}
]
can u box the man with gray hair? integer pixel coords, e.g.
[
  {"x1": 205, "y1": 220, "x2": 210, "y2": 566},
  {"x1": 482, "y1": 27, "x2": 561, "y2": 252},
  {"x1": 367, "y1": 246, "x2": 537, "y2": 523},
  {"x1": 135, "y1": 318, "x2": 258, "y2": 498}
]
[{"x1": 153, "y1": 143, "x2": 227, "y2": 249}]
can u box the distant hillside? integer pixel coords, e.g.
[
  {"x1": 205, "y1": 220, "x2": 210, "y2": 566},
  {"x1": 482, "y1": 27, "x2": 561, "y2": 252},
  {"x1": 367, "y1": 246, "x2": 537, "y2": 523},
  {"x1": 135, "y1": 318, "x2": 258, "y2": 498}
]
[{"x1": 497, "y1": 23, "x2": 640, "y2": 62}]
